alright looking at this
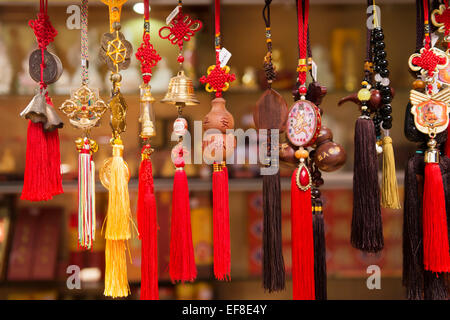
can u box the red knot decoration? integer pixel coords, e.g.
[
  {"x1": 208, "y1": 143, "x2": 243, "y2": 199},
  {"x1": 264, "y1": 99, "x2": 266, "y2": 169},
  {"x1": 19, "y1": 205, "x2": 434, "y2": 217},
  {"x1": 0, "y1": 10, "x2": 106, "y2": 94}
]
[
  {"x1": 136, "y1": 33, "x2": 161, "y2": 84},
  {"x1": 29, "y1": 12, "x2": 57, "y2": 50},
  {"x1": 200, "y1": 64, "x2": 236, "y2": 97},
  {"x1": 409, "y1": 47, "x2": 448, "y2": 78},
  {"x1": 159, "y1": 12, "x2": 202, "y2": 50},
  {"x1": 432, "y1": 4, "x2": 450, "y2": 36}
]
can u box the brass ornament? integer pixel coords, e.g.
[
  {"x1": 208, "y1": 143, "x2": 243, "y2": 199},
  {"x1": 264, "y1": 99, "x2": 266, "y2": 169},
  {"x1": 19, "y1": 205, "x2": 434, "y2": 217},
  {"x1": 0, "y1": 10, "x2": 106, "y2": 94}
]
[
  {"x1": 161, "y1": 70, "x2": 200, "y2": 106},
  {"x1": 139, "y1": 84, "x2": 156, "y2": 139},
  {"x1": 20, "y1": 91, "x2": 48, "y2": 124},
  {"x1": 60, "y1": 85, "x2": 108, "y2": 130},
  {"x1": 109, "y1": 91, "x2": 128, "y2": 136},
  {"x1": 100, "y1": 31, "x2": 133, "y2": 72},
  {"x1": 44, "y1": 103, "x2": 64, "y2": 132}
]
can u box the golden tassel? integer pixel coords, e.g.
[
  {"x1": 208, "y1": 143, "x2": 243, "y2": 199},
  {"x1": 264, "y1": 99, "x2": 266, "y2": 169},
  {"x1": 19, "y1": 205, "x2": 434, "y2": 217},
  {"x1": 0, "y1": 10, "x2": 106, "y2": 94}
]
[
  {"x1": 100, "y1": 138, "x2": 133, "y2": 298},
  {"x1": 104, "y1": 239, "x2": 130, "y2": 298},
  {"x1": 105, "y1": 139, "x2": 132, "y2": 240},
  {"x1": 381, "y1": 136, "x2": 401, "y2": 209}
]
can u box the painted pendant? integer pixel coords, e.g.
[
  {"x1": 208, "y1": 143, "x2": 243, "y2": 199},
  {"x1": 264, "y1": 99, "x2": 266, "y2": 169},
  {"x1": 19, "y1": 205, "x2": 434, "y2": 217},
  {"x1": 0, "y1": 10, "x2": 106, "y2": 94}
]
[
  {"x1": 286, "y1": 100, "x2": 321, "y2": 147},
  {"x1": 410, "y1": 87, "x2": 450, "y2": 135}
]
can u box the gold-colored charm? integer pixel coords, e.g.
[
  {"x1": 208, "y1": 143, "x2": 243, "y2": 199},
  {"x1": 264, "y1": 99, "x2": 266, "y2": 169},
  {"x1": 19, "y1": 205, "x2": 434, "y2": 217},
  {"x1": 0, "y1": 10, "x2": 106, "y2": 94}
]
[
  {"x1": 410, "y1": 87, "x2": 450, "y2": 135},
  {"x1": 109, "y1": 91, "x2": 127, "y2": 136},
  {"x1": 60, "y1": 85, "x2": 108, "y2": 130},
  {"x1": 100, "y1": 31, "x2": 133, "y2": 72},
  {"x1": 100, "y1": 0, "x2": 127, "y2": 32}
]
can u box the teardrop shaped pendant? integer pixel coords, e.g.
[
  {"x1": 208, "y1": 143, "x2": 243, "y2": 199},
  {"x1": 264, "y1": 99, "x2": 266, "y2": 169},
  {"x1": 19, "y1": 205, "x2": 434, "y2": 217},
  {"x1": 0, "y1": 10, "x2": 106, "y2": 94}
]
[{"x1": 295, "y1": 162, "x2": 312, "y2": 191}]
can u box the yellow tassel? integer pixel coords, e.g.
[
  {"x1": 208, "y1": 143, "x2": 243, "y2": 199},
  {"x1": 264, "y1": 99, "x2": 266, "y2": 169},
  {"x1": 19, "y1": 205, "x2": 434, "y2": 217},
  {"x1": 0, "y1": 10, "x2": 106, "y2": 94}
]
[
  {"x1": 104, "y1": 239, "x2": 130, "y2": 298},
  {"x1": 105, "y1": 140, "x2": 132, "y2": 240},
  {"x1": 381, "y1": 136, "x2": 401, "y2": 209}
]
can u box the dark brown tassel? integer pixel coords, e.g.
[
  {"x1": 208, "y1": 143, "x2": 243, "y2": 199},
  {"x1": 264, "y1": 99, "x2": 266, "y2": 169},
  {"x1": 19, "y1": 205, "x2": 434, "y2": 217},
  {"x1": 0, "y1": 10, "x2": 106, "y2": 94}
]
[
  {"x1": 262, "y1": 170, "x2": 285, "y2": 292},
  {"x1": 402, "y1": 154, "x2": 424, "y2": 300},
  {"x1": 312, "y1": 196, "x2": 327, "y2": 300},
  {"x1": 424, "y1": 272, "x2": 449, "y2": 300},
  {"x1": 351, "y1": 117, "x2": 383, "y2": 252}
]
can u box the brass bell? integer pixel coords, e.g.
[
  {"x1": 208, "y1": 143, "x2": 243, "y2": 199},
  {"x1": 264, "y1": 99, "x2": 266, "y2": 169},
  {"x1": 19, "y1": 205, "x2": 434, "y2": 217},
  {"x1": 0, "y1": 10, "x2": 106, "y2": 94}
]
[
  {"x1": 20, "y1": 93, "x2": 47, "y2": 124},
  {"x1": 161, "y1": 70, "x2": 200, "y2": 106},
  {"x1": 44, "y1": 103, "x2": 64, "y2": 132}
]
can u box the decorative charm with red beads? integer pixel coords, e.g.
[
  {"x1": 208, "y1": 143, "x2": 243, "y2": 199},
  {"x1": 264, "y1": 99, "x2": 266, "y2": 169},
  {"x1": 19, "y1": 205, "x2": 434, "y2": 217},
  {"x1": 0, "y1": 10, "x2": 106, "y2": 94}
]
[
  {"x1": 200, "y1": 65, "x2": 236, "y2": 97},
  {"x1": 432, "y1": 3, "x2": 450, "y2": 37},
  {"x1": 409, "y1": 47, "x2": 448, "y2": 78},
  {"x1": 159, "y1": 12, "x2": 202, "y2": 50},
  {"x1": 136, "y1": 33, "x2": 161, "y2": 84}
]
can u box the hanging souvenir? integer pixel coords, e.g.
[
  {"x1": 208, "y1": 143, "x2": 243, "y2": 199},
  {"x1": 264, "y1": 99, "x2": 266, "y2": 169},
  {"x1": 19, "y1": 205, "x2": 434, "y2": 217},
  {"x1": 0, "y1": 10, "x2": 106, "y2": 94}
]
[
  {"x1": 98, "y1": 0, "x2": 134, "y2": 298},
  {"x1": 159, "y1": 0, "x2": 202, "y2": 283},
  {"x1": 403, "y1": 0, "x2": 450, "y2": 300},
  {"x1": 338, "y1": 0, "x2": 400, "y2": 254},
  {"x1": 286, "y1": 0, "x2": 318, "y2": 300},
  {"x1": 20, "y1": 0, "x2": 63, "y2": 201},
  {"x1": 305, "y1": 26, "x2": 346, "y2": 300},
  {"x1": 135, "y1": 0, "x2": 161, "y2": 300},
  {"x1": 60, "y1": 0, "x2": 107, "y2": 250},
  {"x1": 253, "y1": 0, "x2": 288, "y2": 292},
  {"x1": 200, "y1": 0, "x2": 236, "y2": 282},
  {"x1": 432, "y1": 0, "x2": 450, "y2": 156},
  {"x1": 285, "y1": 0, "x2": 346, "y2": 300}
]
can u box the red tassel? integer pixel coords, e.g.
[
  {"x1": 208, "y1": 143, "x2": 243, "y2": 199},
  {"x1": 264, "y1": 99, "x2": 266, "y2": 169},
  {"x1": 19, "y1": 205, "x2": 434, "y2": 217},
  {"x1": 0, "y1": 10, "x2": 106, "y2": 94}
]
[
  {"x1": 445, "y1": 127, "x2": 450, "y2": 158},
  {"x1": 169, "y1": 163, "x2": 197, "y2": 282},
  {"x1": 291, "y1": 167, "x2": 315, "y2": 300},
  {"x1": 21, "y1": 121, "x2": 52, "y2": 201},
  {"x1": 423, "y1": 162, "x2": 450, "y2": 273},
  {"x1": 45, "y1": 129, "x2": 63, "y2": 196},
  {"x1": 137, "y1": 157, "x2": 159, "y2": 300},
  {"x1": 213, "y1": 164, "x2": 231, "y2": 281}
]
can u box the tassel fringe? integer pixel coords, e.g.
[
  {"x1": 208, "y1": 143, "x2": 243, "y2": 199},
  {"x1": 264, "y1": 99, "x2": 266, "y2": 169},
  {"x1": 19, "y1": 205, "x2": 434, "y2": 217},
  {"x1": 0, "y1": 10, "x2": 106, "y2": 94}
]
[
  {"x1": 78, "y1": 145, "x2": 95, "y2": 250},
  {"x1": 262, "y1": 171, "x2": 285, "y2": 292},
  {"x1": 213, "y1": 164, "x2": 231, "y2": 281},
  {"x1": 104, "y1": 239, "x2": 130, "y2": 298},
  {"x1": 313, "y1": 197, "x2": 327, "y2": 300},
  {"x1": 351, "y1": 117, "x2": 384, "y2": 253},
  {"x1": 105, "y1": 143, "x2": 132, "y2": 241},
  {"x1": 137, "y1": 157, "x2": 159, "y2": 300},
  {"x1": 422, "y1": 162, "x2": 450, "y2": 273},
  {"x1": 381, "y1": 136, "x2": 401, "y2": 209},
  {"x1": 291, "y1": 168, "x2": 315, "y2": 300},
  {"x1": 169, "y1": 167, "x2": 197, "y2": 282}
]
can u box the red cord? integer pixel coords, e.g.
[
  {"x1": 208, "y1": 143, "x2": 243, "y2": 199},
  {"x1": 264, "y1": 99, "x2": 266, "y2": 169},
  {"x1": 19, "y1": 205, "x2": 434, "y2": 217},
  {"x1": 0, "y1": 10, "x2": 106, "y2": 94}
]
[
  {"x1": 215, "y1": 0, "x2": 221, "y2": 65},
  {"x1": 297, "y1": 0, "x2": 309, "y2": 87},
  {"x1": 423, "y1": 0, "x2": 431, "y2": 49},
  {"x1": 144, "y1": 0, "x2": 149, "y2": 20}
]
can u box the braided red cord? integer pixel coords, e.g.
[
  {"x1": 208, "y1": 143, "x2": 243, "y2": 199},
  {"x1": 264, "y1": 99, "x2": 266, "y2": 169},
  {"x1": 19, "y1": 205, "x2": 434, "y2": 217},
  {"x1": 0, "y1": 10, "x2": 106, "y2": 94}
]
[
  {"x1": 297, "y1": 0, "x2": 309, "y2": 86},
  {"x1": 28, "y1": 0, "x2": 57, "y2": 90},
  {"x1": 136, "y1": 0, "x2": 161, "y2": 84}
]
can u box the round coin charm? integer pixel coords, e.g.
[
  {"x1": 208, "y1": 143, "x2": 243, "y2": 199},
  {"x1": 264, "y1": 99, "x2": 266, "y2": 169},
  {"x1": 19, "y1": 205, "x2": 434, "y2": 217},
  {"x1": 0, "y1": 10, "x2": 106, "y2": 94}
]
[{"x1": 29, "y1": 49, "x2": 63, "y2": 84}]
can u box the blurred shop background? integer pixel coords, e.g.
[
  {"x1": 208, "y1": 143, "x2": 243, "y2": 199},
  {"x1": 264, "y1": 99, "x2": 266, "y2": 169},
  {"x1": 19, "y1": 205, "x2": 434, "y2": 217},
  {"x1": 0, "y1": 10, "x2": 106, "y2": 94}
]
[{"x1": 0, "y1": 0, "x2": 416, "y2": 299}]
